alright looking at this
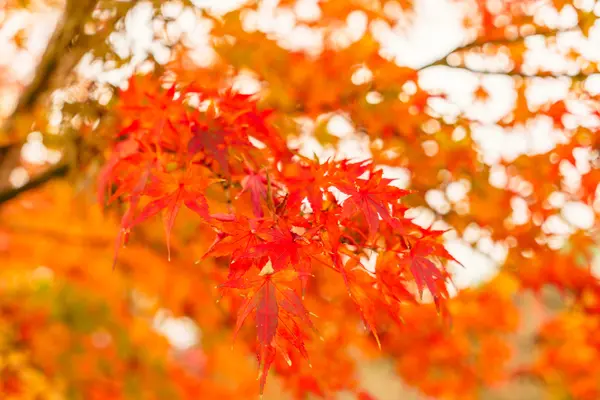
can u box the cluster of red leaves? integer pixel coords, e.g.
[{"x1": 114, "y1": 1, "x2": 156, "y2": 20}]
[{"x1": 99, "y1": 75, "x2": 459, "y2": 394}]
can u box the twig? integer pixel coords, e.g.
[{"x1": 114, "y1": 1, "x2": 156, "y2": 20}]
[
  {"x1": 428, "y1": 64, "x2": 595, "y2": 81},
  {"x1": 1, "y1": 0, "x2": 100, "y2": 141},
  {"x1": 0, "y1": 163, "x2": 69, "y2": 204},
  {"x1": 417, "y1": 26, "x2": 581, "y2": 74}
]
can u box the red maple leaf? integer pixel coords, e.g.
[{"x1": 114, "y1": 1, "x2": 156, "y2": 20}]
[
  {"x1": 202, "y1": 216, "x2": 272, "y2": 279},
  {"x1": 336, "y1": 169, "x2": 412, "y2": 237},
  {"x1": 222, "y1": 266, "x2": 314, "y2": 395},
  {"x1": 397, "y1": 240, "x2": 458, "y2": 310},
  {"x1": 243, "y1": 222, "x2": 323, "y2": 293},
  {"x1": 130, "y1": 168, "x2": 221, "y2": 260},
  {"x1": 235, "y1": 162, "x2": 273, "y2": 218}
]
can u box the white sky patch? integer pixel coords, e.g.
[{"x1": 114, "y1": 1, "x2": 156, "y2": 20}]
[
  {"x1": 327, "y1": 114, "x2": 355, "y2": 137},
  {"x1": 190, "y1": 0, "x2": 249, "y2": 15},
  {"x1": 232, "y1": 71, "x2": 262, "y2": 94},
  {"x1": 562, "y1": 201, "x2": 595, "y2": 229},
  {"x1": 379, "y1": 165, "x2": 411, "y2": 189},
  {"x1": 445, "y1": 239, "x2": 499, "y2": 293},
  {"x1": 153, "y1": 309, "x2": 201, "y2": 350}
]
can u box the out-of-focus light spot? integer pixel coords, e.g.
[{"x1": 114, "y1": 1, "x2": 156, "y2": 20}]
[
  {"x1": 476, "y1": 236, "x2": 495, "y2": 254},
  {"x1": 380, "y1": 165, "x2": 411, "y2": 189},
  {"x1": 300, "y1": 197, "x2": 313, "y2": 214},
  {"x1": 351, "y1": 65, "x2": 373, "y2": 85},
  {"x1": 360, "y1": 250, "x2": 378, "y2": 274},
  {"x1": 402, "y1": 80, "x2": 417, "y2": 95},
  {"x1": 366, "y1": 91, "x2": 383, "y2": 104},
  {"x1": 31, "y1": 266, "x2": 54, "y2": 282},
  {"x1": 232, "y1": 72, "x2": 262, "y2": 95},
  {"x1": 562, "y1": 201, "x2": 595, "y2": 229},
  {"x1": 446, "y1": 180, "x2": 469, "y2": 203},
  {"x1": 398, "y1": 92, "x2": 410, "y2": 102},
  {"x1": 21, "y1": 140, "x2": 48, "y2": 165},
  {"x1": 241, "y1": 9, "x2": 258, "y2": 32},
  {"x1": 547, "y1": 191, "x2": 567, "y2": 208},
  {"x1": 162, "y1": 0, "x2": 184, "y2": 19},
  {"x1": 151, "y1": 43, "x2": 171, "y2": 64},
  {"x1": 328, "y1": 186, "x2": 351, "y2": 205},
  {"x1": 542, "y1": 214, "x2": 572, "y2": 235},
  {"x1": 336, "y1": 134, "x2": 372, "y2": 160},
  {"x1": 346, "y1": 10, "x2": 368, "y2": 41},
  {"x1": 282, "y1": 24, "x2": 323, "y2": 54},
  {"x1": 422, "y1": 140, "x2": 439, "y2": 156},
  {"x1": 248, "y1": 135, "x2": 267, "y2": 149},
  {"x1": 27, "y1": 131, "x2": 42, "y2": 141},
  {"x1": 273, "y1": 8, "x2": 296, "y2": 36},
  {"x1": 91, "y1": 330, "x2": 112, "y2": 349},
  {"x1": 295, "y1": 0, "x2": 321, "y2": 22},
  {"x1": 489, "y1": 164, "x2": 508, "y2": 188},
  {"x1": 426, "y1": 189, "x2": 451, "y2": 214},
  {"x1": 190, "y1": 0, "x2": 247, "y2": 15},
  {"x1": 154, "y1": 309, "x2": 201, "y2": 350},
  {"x1": 383, "y1": 1, "x2": 404, "y2": 20},
  {"x1": 9, "y1": 167, "x2": 29, "y2": 188},
  {"x1": 445, "y1": 239, "x2": 499, "y2": 292},
  {"x1": 451, "y1": 126, "x2": 466, "y2": 141},
  {"x1": 46, "y1": 150, "x2": 63, "y2": 164},
  {"x1": 421, "y1": 119, "x2": 440, "y2": 134},
  {"x1": 559, "y1": 159, "x2": 582, "y2": 191},
  {"x1": 463, "y1": 223, "x2": 481, "y2": 243},
  {"x1": 405, "y1": 206, "x2": 436, "y2": 228},
  {"x1": 327, "y1": 115, "x2": 354, "y2": 137},
  {"x1": 510, "y1": 196, "x2": 531, "y2": 225},
  {"x1": 446, "y1": 53, "x2": 461, "y2": 66}
]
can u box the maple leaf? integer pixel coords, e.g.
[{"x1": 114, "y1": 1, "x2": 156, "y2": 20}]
[
  {"x1": 336, "y1": 169, "x2": 412, "y2": 237},
  {"x1": 235, "y1": 165, "x2": 270, "y2": 218},
  {"x1": 257, "y1": 343, "x2": 277, "y2": 395},
  {"x1": 336, "y1": 257, "x2": 383, "y2": 349},
  {"x1": 280, "y1": 158, "x2": 370, "y2": 215},
  {"x1": 244, "y1": 223, "x2": 323, "y2": 294},
  {"x1": 111, "y1": 164, "x2": 152, "y2": 269},
  {"x1": 375, "y1": 252, "x2": 417, "y2": 307},
  {"x1": 202, "y1": 216, "x2": 272, "y2": 279},
  {"x1": 397, "y1": 240, "x2": 458, "y2": 310},
  {"x1": 130, "y1": 168, "x2": 221, "y2": 260},
  {"x1": 188, "y1": 127, "x2": 231, "y2": 176},
  {"x1": 223, "y1": 266, "x2": 313, "y2": 395},
  {"x1": 97, "y1": 138, "x2": 141, "y2": 208}
]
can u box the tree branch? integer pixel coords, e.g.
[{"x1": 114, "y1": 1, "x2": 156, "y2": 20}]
[
  {"x1": 417, "y1": 25, "x2": 581, "y2": 74},
  {"x1": 0, "y1": 0, "x2": 142, "y2": 206},
  {"x1": 1, "y1": 0, "x2": 100, "y2": 142},
  {"x1": 428, "y1": 64, "x2": 595, "y2": 81},
  {"x1": 0, "y1": 163, "x2": 69, "y2": 204}
]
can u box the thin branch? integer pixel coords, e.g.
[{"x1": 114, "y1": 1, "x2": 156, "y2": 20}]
[
  {"x1": 430, "y1": 64, "x2": 596, "y2": 81},
  {"x1": 1, "y1": 0, "x2": 100, "y2": 141},
  {"x1": 0, "y1": 163, "x2": 68, "y2": 204},
  {"x1": 417, "y1": 25, "x2": 581, "y2": 73}
]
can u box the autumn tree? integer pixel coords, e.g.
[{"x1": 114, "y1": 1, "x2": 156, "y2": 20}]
[{"x1": 0, "y1": 0, "x2": 599, "y2": 399}]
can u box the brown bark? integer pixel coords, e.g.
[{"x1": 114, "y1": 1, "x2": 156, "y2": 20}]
[{"x1": 1, "y1": 0, "x2": 100, "y2": 142}]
